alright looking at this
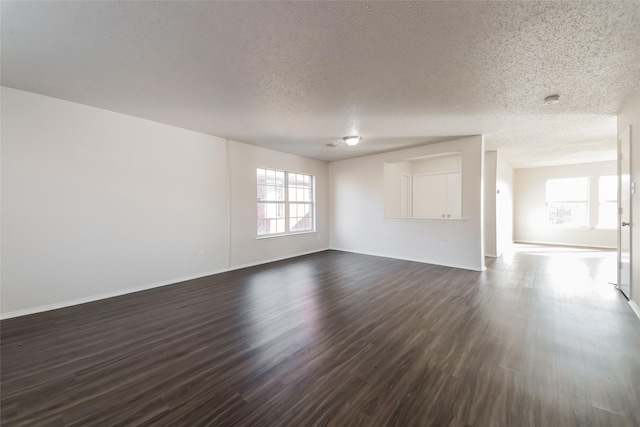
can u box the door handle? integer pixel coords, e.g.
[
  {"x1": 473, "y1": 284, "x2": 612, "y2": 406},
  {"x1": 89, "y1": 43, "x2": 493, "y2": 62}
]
[{"x1": 622, "y1": 221, "x2": 630, "y2": 227}]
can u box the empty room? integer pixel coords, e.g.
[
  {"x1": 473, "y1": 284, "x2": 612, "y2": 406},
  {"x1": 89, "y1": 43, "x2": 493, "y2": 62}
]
[{"x1": 2, "y1": 1, "x2": 640, "y2": 426}]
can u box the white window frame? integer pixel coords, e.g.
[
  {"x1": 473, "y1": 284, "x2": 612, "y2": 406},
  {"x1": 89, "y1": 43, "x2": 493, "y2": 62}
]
[
  {"x1": 545, "y1": 177, "x2": 589, "y2": 228},
  {"x1": 257, "y1": 168, "x2": 316, "y2": 238}
]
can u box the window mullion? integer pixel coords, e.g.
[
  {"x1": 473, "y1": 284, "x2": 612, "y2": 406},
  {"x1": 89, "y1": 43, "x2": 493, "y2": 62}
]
[{"x1": 285, "y1": 172, "x2": 290, "y2": 233}]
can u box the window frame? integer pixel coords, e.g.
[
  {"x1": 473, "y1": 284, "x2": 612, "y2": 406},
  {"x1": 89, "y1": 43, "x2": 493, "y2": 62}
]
[
  {"x1": 256, "y1": 167, "x2": 316, "y2": 238},
  {"x1": 545, "y1": 177, "x2": 590, "y2": 228}
]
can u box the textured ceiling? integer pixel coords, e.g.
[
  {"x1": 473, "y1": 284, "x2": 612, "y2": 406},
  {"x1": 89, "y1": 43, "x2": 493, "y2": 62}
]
[{"x1": 2, "y1": 1, "x2": 640, "y2": 168}]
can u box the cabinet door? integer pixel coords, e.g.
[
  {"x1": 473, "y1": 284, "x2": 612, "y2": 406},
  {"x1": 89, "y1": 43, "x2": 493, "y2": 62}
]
[
  {"x1": 413, "y1": 174, "x2": 447, "y2": 218},
  {"x1": 446, "y1": 172, "x2": 462, "y2": 218}
]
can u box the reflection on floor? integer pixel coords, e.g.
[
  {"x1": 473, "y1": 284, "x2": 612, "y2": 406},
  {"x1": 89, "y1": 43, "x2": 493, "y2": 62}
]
[
  {"x1": 1, "y1": 246, "x2": 639, "y2": 426},
  {"x1": 495, "y1": 244, "x2": 619, "y2": 300}
]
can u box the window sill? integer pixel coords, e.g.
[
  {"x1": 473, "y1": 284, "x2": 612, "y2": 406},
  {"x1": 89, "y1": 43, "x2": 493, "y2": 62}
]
[{"x1": 256, "y1": 230, "x2": 317, "y2": 240}]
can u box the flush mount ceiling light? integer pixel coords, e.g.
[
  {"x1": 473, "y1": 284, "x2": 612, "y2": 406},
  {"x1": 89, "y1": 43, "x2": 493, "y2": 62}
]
[
  {"x1": 543, "y1": 94, "x2": 560, "y2": 105},
  {"x1": 343, "y1": 136, "x2": 361, "y2": 146}
]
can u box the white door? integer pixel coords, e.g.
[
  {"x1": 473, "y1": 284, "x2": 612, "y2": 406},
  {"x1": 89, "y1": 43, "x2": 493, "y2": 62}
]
[
  {"x1": 619, "y1": 126, "x2": 632, "y2": 299},
  {"x1": 413, "y1": 174, "x2": 447, "y2": 218},
  {"x1": 400, "y1": 173, "x2": 412, "y2": 217},
  {"x1": 446, "y1": 172, "x2": 462, "y2": 218}
]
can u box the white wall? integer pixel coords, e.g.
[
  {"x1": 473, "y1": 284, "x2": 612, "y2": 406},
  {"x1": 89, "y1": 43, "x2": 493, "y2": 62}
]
[
  {"x1": 1, "y1": 87, "x2": 230, "y2": 314},
  {"x1": 618, "y1": 85, "x2": 640, "y2": 308},
  {"x1": 330, "y1": 136, "x2": 485, "y2": 271},
  {"x1": 484, "y1": 152, "x2": 498, "y2": 257},
  {"x1": 484, "y1": 151, "x2": 514, "y2": 258},
  {"x1": 411, "y1": 154, "x2": 461, "y2": 174},
  {"x1": 1, "y1": 87, "x2": 329, "y2": 317},
  {"x1": 495, "y1": 152, "x2": 514, "y2": 256},
  {"x1": 514, "y1": 161, "x2": 617, "y2": 248},
  {"x1": 383, "y1": 161, "x2": 411, "y2": 218},
  {"x1": 227, "y1": 140, "x2": 329, "y2": 268}
]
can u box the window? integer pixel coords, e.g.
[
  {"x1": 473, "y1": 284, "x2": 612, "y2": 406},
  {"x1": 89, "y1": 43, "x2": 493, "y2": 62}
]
[
  {"x1": 257, "y1": 168, "x2": 314, "y2": 236},
  {"x1": 546, "y1": 177, "x2": 589, "y2": 227},
  {"x1": 598, "y1": 175, "x2": 618, "y2": 229}
]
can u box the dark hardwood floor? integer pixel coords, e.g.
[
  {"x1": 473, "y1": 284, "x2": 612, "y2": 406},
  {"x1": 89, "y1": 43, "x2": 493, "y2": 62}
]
[{"x1": 2, "y1": 246, "x2": 639, "y2": 426}]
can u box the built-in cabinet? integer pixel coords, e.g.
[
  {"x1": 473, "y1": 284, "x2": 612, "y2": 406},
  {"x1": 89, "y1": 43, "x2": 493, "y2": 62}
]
[
  {"x1": 384, "y1": 152, "x2": 463, "y2": 219},
  {"x1": 413, "y1": 172, "x2": 462, "y2": 218}
]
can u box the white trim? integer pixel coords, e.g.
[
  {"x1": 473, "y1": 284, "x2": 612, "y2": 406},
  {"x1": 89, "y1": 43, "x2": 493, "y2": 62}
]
[
  {"x1": 629, "y1": 300, "x2": 640, "y2": 320},
  {"x1": 226, "y1": 248, "x2": 329, "y2": 271},
  {"x1": 413, "y1": 170, "x2": 461, "y2": 178},
  {"x1": 256, "y1": 230, "x2": 317, "y2": 240},
  {"x1": 0, "y1": 268, "x2": 227, "y2": 320},
  {"x1": 513, "y1": 240, "x2": 616, "y2": 250},
  {"x1": 330, "y1": 247, "x2": 484, "y2": 272},
  {"x1": 0, "y1": 248, "x2": 330, "y2": 320}
]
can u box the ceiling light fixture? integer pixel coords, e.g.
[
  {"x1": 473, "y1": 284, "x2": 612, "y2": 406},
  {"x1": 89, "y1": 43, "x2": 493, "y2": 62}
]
[
  {"x1": 543, "y1": 94, "x2": 560, "y2": 105},
  {"x1": 343, "y1": 136, "x2": 361, "y2": 146}
]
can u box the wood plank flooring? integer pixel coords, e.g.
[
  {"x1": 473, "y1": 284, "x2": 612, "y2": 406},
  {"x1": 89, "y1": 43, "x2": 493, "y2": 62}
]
[{"x1": 2, "y1": 246, "x2": 639, "y2": 426}]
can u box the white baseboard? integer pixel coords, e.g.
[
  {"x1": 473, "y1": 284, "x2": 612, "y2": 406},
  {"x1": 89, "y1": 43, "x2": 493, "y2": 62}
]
[
  {"x1": 630, "y1": 300, "x2": 640, "y2": 320},
  {"x1": 330, "y1": 247, "x2": 484, "y2": 272},
  {"x1": 513, "y1": 240, "x2": 616, "y2": 250},
  {"x1": 0, "y1": 248, "x2": 330, "y2": 320},
  {"x1": 0, "y1": 268, "x2": 228, "y2": 320},
  {"x1": 227, "y1": 248, "x2": 330, "y2": 272}
]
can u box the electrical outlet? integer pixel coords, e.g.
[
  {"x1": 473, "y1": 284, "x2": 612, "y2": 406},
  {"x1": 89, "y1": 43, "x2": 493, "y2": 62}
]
[
  {"x1": 440, "y1": 242, "x2": 446, "y2": 250},
  {"x1": 198, "y1": 250, "x2": 205, "y2": 258}
]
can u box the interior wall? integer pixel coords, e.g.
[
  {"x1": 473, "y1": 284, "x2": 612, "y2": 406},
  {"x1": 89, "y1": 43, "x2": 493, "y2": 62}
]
[
  {"x1": 618, "y1": 85, "x2": 640, "y2": 309},
  {"x1": 513, "y1": 161, "x2": 617, "y2": 248},
  {"x1": 484, "y1": 152, "x2": 498, "y2": 257},
  {"x1": 1, "y1": 87, "x2": 230, "y2": 315},
  {"x1": 383, "y1": 161, "x2": 411, "y2": 218},
  {"x1": 227, "y1": 140, "x2": 329, "y2": 268},
  {"x1": 495, "y1": 152, "x2": 514, "y2": 256},
  {"x1": 330, "y1": 136, "x2": 485, "y2": 271},
  {"x1": 1, "y1": 88, "x2": 330, "y2": 317},
  {"x1": 411, "y1": 154, "x2": 462, "y2": 174}
]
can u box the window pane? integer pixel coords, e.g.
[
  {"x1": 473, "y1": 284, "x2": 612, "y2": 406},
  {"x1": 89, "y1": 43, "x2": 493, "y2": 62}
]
[
  {"x1": 266, "y1": 203, "x2": 276, "y2": 218},
  {"x1": 290, "y1": 203, "x2": 313, "y2": 232},
  {"x1": 266, "y1": 169, "x2": 276, "y2": 185},
  {"x1": 599, "y1": 175, "x2": 617, "y2": 202},
  {"x1": 548, "y1": 202, "x2": 588, "y2": 226},
  {"x1": 258, "y1": 168, "x2": 314, "y2": 236},
  {"x1": 546, "y1": 177, "x2": 588, "y2": 202},
  {"x1": 257, "y1": 168, "x2": 266, "y2": 185},
  {"x1": 257, "y1": 219, "x2": 269, "y2": 235},
  {"x1": 257, "y1": 184, "x2": 267, "y2": 201},
  {"x1": 258, "y1": 203, "x2": 284, "y2": 218}
]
